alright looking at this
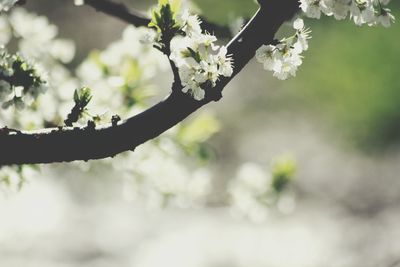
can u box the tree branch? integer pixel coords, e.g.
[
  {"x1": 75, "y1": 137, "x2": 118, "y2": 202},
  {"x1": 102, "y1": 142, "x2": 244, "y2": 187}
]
[
  {"x1": 84, "y1": 0, "x2": 233, "y2": 38},
  {"x1": 84, "y1": 0, "x2": 150, "y2": 27},
  {"x1": 0, "y1": 0, "x2": 299, "y2": 166}
]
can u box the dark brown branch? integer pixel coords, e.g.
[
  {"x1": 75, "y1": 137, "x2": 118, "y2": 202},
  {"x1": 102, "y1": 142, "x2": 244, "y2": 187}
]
[
  {"x1": 84, "y1": 0, "x2": 150, "y2": 27},
  {"x1": 199, "y1": 18, "x2": 233, "y2": 39},
  {"x1": 0, "y1": 0, "x2": 299, "y2": 166},
  {"x1": 84, "y1": 0, "x2": 233, "y2": 38}
]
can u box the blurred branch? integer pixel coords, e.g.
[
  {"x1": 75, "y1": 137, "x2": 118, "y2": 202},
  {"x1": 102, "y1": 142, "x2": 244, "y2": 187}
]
[
  {"x1": 388, "y1": 259, "x2": 400, "y2": 267},
  {"x1": 84, "y1": 0, "x2": 150, "y2": 27},
  {"x1": 0, "y1": 0, "x2": 299, "y2": 165},
  {"x1": 84, "y1": 0, "x2": 233, "y2": 38}
]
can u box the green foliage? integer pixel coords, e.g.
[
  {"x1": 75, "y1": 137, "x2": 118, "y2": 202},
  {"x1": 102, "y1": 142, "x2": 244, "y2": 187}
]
[
  {"x1": 149, "y1": 0, "x2": 182, "y2": 34},
  {"x1": 0, "y1": 48, "x2": 47, "y2": 109},
  {"x1": 271, "y1": 156, "x2": 296, "y2": 193},
  {"x1": 10, "y1": 55, "x2": 45, "y2": 92},
  {"x1": 177, "y1": 113, "x2": 221, "y2": 161},
  {"x1": 178, "y1": 113, "x2": 220, "y2": 146},
  {"x1": 182, "y1": 47, "x2": 202, "y2": 63},
  {"x1": 65, "y1": 87, "x2": 92, "y2": 126},
  {"x1": 74, "y1": 87, "x2": 92, "y2": 108},
  {"x1": 291, "y1": 12, "x2": 400, "y2": 150}
]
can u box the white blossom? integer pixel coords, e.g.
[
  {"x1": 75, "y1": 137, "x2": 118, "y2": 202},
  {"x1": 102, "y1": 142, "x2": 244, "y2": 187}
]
[
  {"x1": 378, "y1": 7, "x2": 395, "y2": 27},
  {"x1": 170, "y1": 31, "x2": 233, "y2": 101},
  {"x1": 300, "y1": 0, "x2": 323, "y2": 19},
  {"x1": 299, "y1": 0, "x2": 395, "y2": 27},
  {"x1": 293, "y1": 18, "x2": 312, "y2": 52},
  {"x1": 178, "y1": 10, "x2": 202, "y2": 37},
  {"x1": 146, "y1": 6, "x2": 234, "y2": 101},
  {"x1": 350, "y1": 0, "x2": 376, "y2": 26},
  {"x1": 272, "y1": 52, "x2": 303, "y2": 80},
  {"x1": 217, "y1": 46, "x2": 234, "y2": 77},
  {"x1": 139, "y1": 29, "x2": 159, "y2": 45},
  {"x1": 256, "y1": 44, "x2": 276, "y2": 71},
  {"x1": 323, "y1": 0, "x2": 352, "y2": 20},
  {"x1": 255, "y1": 18, "x2": 310, "y2": 80}
]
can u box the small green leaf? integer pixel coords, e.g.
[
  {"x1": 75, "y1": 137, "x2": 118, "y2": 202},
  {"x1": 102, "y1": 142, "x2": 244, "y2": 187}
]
[
  {"x1": 74, "y1": 87, "x2": 92, "y2": 107},
  {"x1": 178, "y1": 113, "x2": 220, "y2": 145},
  {"x1": 149, "y1": 0, "x2": 183, "y2": 35},
  {"x1": 271, "y1": 155, "x2": 296, "y2": 193},
  {"x1": 187, "y1": 47, "x2": 201, "y2": 63},
  {"x1": 73, "y1": 89, "x2": 79, "y2": 103},
  {"x1": 170, "y1": 0, "x2": 181, "y2": 15}
]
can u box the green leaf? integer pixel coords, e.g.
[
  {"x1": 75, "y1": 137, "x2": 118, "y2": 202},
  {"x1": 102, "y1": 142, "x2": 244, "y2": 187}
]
[
  {"x1": 73, "y1": 88, "x2": 79, "y2": 103},
  {"x1": 170, "y1": 0, "x2": 181, "y2": 15},
  {"x1": 271, "y1": 155, "x2": 296, "y2": 193},
  {"x1": 74, "y1": 87, "x2": 92, "y2": 107},
  {"x1": 149, "y1": 0, "x2": 182, "y2": 33},
  {"x1": 186, "y1": 47, "x2": 201, "y2": 63},
  {"x1": 178, "y1": 113, "x2": 220, "y2": 145}
]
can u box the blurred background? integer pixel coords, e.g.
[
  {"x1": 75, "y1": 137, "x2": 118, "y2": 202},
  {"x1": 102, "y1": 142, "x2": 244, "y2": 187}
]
[{"x1": 1, "y1": 0, "x2": 400, "y2": 266}]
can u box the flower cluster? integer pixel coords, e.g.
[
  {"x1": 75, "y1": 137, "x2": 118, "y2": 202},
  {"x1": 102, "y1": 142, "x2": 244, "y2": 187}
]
[
  {"x1": 299, "y1": 0, "x2": 395, "y2": 27},
  {"x1": 147, "y1": 0, "x2": 233, "y2": 101},
  {"x1": 0, "y1": 47, "x2": 47, "y2": 109},
  {"x1": 170, "y1": 34, "x2": 233, "y2": 100},
  {"x1": 0, "y1": 7, "x2": 217, "y2": 208},
  {"x1": 0, "y1": 8, "x2": 78, "y2": 114},
  {"x1": 255, "y1": 18, "x2": 311, "y2": 80},
  {"x1": 255, "y1": 0, "x2": 394, "y2": 81},
  {"x1": 175, "y1": 11, "x2": 234, "y2": 101}
]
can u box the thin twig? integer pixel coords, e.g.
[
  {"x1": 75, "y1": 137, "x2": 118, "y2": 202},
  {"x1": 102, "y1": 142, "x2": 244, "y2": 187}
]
[
  {"x1": 84, "y1": 0, "x2": 150, "y2": 27},
  {"x1": 84, "y1": 0, "x2": 234, "y2": 38}
]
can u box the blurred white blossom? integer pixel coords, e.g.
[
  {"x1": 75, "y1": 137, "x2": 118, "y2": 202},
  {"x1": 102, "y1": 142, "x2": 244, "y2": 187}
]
[
  {"x1": 0, "y1": 0, "x2": 17, "y2": 12},
  {"x1": 50, "y1": 39, "x2": 76, "y2": 63},
  {"x1": 229, "y1": 162, "x2": 274, "y2": 222},
  {"x1": 74, "y1": 0, "x2": 85, "y2": 6},
  {"x1": 0, "y1": 16, "x2": 10, "y2": 44},
  {"x1": 229, "y1": 155, "x2": 297, "y2": 222}
]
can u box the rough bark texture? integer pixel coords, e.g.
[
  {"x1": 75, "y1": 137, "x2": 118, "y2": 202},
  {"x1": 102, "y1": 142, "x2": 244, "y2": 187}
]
[{"x1": 0, "y1": 0, "x2": 299, "y2": 165}]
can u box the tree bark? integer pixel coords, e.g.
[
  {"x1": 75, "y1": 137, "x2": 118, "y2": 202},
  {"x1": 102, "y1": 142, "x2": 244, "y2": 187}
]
[{"x1": 0, "y1": 0, "x2": 299, "y2": 166}]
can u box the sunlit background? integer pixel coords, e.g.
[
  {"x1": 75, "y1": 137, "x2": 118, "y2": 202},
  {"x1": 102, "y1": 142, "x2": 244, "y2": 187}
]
[{"x1": 1, "y1": 0, "x2": 400, "y2": 266}]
